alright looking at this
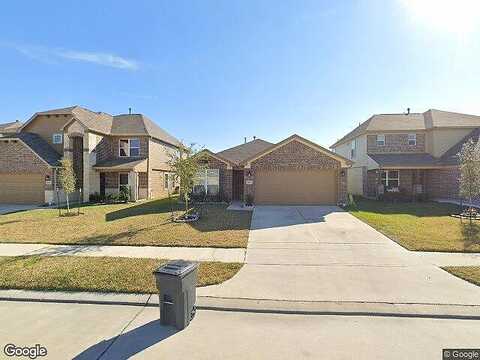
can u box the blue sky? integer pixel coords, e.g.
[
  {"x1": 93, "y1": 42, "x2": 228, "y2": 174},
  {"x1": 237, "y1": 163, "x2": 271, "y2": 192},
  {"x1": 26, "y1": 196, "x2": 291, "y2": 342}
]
[{"x1": 1, "y1": 0, "x2": 479, "y2": 151}]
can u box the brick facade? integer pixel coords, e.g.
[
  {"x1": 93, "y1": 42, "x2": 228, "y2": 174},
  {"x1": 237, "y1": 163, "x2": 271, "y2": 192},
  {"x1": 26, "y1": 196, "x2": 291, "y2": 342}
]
[
  {"x1": 367, "y1": 133, "x2": 425, "y2": 154},
  {"x1": 96, "y1": 136, "x2": 149, "y2": 162},
  {"x1": 204, "y1": 157, "x2": 232, "y2": 202},
  {"x1": 0, "y1": 140, "x2": 51, "y2": 175},
  {"x1": 426, "y1": 168, "x2": 460, "y2": 199},
  {"x1": 245, "y1": 140, "x2": 346, "y2": 204}
]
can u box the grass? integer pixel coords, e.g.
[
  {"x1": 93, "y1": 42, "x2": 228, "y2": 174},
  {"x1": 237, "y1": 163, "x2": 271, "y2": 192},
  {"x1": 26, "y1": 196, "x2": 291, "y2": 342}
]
[
  {"x1": 348, "y1": 198, "x2": 480, "y2": 252},
  {"x1": 443, "y1": 266, "x2": 480, "y2": 287},
  {"x1": 0, "y1": 256, "x2": 243, "y2": 293},
  {"x1": 0, "y1": 197, "x2": 251, "y2": 248}
]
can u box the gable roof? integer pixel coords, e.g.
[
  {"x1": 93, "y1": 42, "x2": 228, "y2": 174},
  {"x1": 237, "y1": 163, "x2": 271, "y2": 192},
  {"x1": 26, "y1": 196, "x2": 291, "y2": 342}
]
[
  {"x1": 22, "y1": 106, "x2": 180, "y2": 147},
  {"x1": 242, "y1": 134, "x2": 351, "y2": 167},
  {"x1": 216, "y1": 139, "x2": 273, "y2": 165},
  {"x1": 331, "y1": 109, "x2": 480, "y2": 148},
  {"x1": 0, "y1": 120, "x2": 22, "y2": 134},
  {"x1": 1, "y1": 133, "x2": 61, "y2": 167}
]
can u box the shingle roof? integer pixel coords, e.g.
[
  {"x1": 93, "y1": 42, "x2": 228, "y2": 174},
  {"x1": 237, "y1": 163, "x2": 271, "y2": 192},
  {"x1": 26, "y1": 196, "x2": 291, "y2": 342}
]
[
  {"x1": 1, "y1": 133, "x2": 61, "y2": 166},
  {"x1": 216, "y1": 139, "x2": 273, "y2": 165},
  {"x1": 331, "y1": 109, "x2": 480, "y2": 148},
  {"x1": 368, "y1": 153, "x2": 439, "y2": 168},
  {"x1": 31, "y1": 106, "x2": 180, "y2": 147},
  {"x1": 93, "y1": 157, "x2": 148, "y2": 168},
  {"x1": 112, "y1": 114, "x2": 180, "y2": 146},
  {"x1": 0, "y1": 120, "x2": 23, "y2": 133}
]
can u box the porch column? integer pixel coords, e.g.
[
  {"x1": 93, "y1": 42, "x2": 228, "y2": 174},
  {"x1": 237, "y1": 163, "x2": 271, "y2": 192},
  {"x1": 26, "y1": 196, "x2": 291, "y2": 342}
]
[{"x1": 128, "y1": 171, "x2": 138, "y2": 201}]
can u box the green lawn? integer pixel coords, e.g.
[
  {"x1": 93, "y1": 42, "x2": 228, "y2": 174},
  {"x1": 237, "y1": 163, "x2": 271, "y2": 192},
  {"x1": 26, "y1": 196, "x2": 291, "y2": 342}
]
[
  {"x1": 0, "y1": 198, "x2": 251, "y2": 248},
  {"x1": 349, "y1": 198, "x2": 480, "y2": 252},
  {"x1": 0, "y1": 256, "x2": 243, "y2": 293},
  {"x1": 443, "y1": 266, "x2": 480, "y2": 287}
]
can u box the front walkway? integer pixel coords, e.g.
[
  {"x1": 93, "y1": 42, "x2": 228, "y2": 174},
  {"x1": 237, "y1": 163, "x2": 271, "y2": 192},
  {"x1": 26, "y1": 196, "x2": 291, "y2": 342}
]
[
  {"x1": 199, "y1": 206, "x2": 480, "y2": 305},
  {"x1": 0, "y1": 243, "x2": 245, "y2": 263},
  {"x1": 0, "y1": 204, "x2": 38, "y2": 215}
]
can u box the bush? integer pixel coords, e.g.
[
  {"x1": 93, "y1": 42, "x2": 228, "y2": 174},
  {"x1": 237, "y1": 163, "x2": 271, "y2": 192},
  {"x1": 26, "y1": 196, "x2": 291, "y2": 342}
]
[
  {"x1": 119, "y1": 186, "x2": 130, "y2": 203},
  {"x1": 89, "y1": 192, "x2": 104, "y2": 203},
  {"x1": 245, "y1": 194, "x2": 254, "y2": 206}
]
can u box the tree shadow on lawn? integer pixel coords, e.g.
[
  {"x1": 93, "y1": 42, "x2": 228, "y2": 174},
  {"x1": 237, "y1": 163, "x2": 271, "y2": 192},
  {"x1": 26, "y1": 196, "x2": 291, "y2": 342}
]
[
  {"x1": 105, "y1": 198, "x2": 180, "y2": 222},
  {"x1": 352, "y1": 199, "x2": 459, "y2": 218},
  {"x1": 461, "y1": 222, "x2": 480, "y2": 249}
]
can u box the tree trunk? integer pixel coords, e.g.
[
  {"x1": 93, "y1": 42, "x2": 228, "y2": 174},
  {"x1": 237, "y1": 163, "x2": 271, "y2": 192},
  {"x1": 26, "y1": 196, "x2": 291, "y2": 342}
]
[{"x1": 66, "y1": 193, "x2": 70, "y2": 214}]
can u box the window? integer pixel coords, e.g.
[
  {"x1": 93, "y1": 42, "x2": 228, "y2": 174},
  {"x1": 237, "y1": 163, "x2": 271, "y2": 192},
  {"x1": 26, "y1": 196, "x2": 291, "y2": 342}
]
[
  {"x1": 376, "y1": 134, "x2": 385, "y2": 146},
  {"x1": 381, "y1": 170, "x2": 399, "y2": 189},
  {"x1": 119, "y1": 173, "x2": 129, "y2": 190},
  {"x1": 52, "y1": 133, "x2": 63, "y2": 144},
  {"x1": 408, "y1": 133, "x2": 416, "y2": 146},
  {"x1": 119, "y1": 139, "x2": 140, "y2": 157},
  {"x1": 164, "y1": 173, "x2": 170, "y2": 189},
  {"x1": 193, "y1": 169, "x2": 220, "y2": 196},
  {"x1": 350, "y1": 139, "x2": 356, "y2": 159}
]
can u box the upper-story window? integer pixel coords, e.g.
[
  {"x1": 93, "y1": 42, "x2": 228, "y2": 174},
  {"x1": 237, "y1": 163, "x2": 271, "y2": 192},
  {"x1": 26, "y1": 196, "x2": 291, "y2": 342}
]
[
  {"x1": 119, "y1": 139, "x2": 141, "y2": 157},
  {"x1": 408, "y1": 133, "x2": 416, "y2": 146},
  {"x1": 350, "y1": 139, "x2": 356, "y2": 159},
  {"x1": 52, "y1": 133, "x2": 63, "y2": 144},
  {"x1": 376, "y1": 134, "x2": 385, "y2": 146}
]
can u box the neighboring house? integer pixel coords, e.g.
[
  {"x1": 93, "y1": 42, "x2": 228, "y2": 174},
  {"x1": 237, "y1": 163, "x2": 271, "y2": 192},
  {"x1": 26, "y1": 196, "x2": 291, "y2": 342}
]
[
  {"x1": 198, "y1": 134, "x2": 351, "y2": 205},
  {"x1": 0, "y1": 120, "x2": 22, "y2": 135},
  {"x1": 330, "y1": 109, "x2": 480, "y2": 200},
  {"x1": 0, "y1": 106, "x2": 179, "y2": 204}
]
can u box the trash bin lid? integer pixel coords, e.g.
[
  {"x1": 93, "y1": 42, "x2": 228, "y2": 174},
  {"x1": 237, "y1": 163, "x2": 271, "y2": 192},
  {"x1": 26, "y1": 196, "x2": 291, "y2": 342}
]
[{"x1": 153, "y1": 260, "x2": 198, "y2": 277}]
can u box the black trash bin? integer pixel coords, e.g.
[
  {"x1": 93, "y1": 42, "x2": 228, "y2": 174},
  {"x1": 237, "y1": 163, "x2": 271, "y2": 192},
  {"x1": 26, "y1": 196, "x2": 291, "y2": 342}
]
[{"x1": 153, "y1": 260, "x2": 198, "y2": 330}]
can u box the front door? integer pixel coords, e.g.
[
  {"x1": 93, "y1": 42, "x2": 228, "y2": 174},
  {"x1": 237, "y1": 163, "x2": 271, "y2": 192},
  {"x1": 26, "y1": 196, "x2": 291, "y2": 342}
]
[{"x1": 232, "y1": 170, "x2": 244, "y2": 200}]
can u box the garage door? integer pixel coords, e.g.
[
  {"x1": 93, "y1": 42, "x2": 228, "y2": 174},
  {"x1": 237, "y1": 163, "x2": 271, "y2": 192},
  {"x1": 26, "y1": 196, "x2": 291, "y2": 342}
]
[
  {"x1": 255, "y1": 169, "x2": 337, "y2": 205},
  {"x1": 0, "y1": 174, "x2": 44, "y2": 204}
]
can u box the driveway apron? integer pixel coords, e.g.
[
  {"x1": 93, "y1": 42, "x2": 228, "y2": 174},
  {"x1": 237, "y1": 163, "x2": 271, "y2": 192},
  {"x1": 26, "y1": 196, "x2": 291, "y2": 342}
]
[{"x1": 199, "y1": 206, "x2": 480, "y2": 305}]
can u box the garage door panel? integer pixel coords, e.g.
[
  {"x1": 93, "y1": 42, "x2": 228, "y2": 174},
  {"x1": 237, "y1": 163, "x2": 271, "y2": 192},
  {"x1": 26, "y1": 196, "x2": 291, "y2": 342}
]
[
  {"x1": 0, "y1": 174, "x2": 44, "y2": 204},
  {"x1": 255, "y1": 169, "x2": 337, "y2": 205}
]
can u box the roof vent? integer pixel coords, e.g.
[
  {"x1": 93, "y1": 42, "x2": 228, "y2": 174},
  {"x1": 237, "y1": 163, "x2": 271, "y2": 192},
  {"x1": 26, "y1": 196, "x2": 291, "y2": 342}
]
[
  {"x1": 405, "y1": 107, "x2": 410, "y2": 115},
  {"x1": 253, "y1": 136, "x2": 256, "y2": 140},
  {"x1": 244, "y1": 137, "x2": 247, "y2": 144},
  {"x1": 128, "y1": 107, "x2": 132, "y2": 115}
]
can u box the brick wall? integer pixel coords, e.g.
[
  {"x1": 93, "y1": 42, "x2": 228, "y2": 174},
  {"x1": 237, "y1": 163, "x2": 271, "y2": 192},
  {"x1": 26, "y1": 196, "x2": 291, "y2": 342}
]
[
  {"x1": 0, "y1": 140, "x2": 51, "y2": 174},
  {"x1": 338, "y1": 169, "x2": 348, "y2": 203},
  {"x1": 138, "y1": 172, "x2": 148, "y2": 188},
  {"x1": 104, "y1": 173, "x2": 118, "y2": 188},
  {"x1": 426, "y1": 168, "x2": 460, "y2": 199},
  {"x1": 71, "y1": 136, "x2": 83, "y2": 189},
  {"x1": 204, "y1": 157, "x2": 232, "y2": 201},
  {"x1": 245, "y1": 140, "x2": 346, "y2": 203},
  {"x1": 96, "y1": 136, "x2": 149, "y2": 162},
  {"x1": 367, "y1": 133, "x2": 425, "y2": 154}
]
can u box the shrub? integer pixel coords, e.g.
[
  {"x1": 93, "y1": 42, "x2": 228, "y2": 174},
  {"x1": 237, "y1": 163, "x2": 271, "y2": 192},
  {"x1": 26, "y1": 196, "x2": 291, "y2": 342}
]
[
  {"x1": 119, "y1": 186, "x2": 130, "y2": 203},
  {"x1": 89, "y1": 192, "x2": 104, "y2": 203}
]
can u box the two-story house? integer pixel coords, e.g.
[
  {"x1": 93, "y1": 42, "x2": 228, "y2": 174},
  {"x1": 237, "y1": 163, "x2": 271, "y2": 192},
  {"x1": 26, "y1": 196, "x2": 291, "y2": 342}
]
[
  {"x1": 330, "y1": 109, "x2": 480, "y2": 201},
  {"x1": 0, "y1": 106, "x2": 179, "y2": 204}
]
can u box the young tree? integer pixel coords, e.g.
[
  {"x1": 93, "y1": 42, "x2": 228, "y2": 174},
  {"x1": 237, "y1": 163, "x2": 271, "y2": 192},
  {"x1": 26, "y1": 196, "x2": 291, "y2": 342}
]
[
  {"x1": 458, "y1": 139, "x2": 480, "y2": 222},
  {"x1": 167, "y1": 143, "x2": 205, "y2": 216},
  {"x1": 58, "y1": 158, "x2": 77, "y2": 214}
]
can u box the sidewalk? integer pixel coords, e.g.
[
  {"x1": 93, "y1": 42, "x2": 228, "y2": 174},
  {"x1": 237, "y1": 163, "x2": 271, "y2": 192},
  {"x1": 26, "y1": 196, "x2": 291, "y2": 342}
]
[
  {"x1": 415, "y1": 251, "x2": 480, "y2": 266},
  {"x1": 0, "y1": 243, "x2": 246, "y2": 263}
]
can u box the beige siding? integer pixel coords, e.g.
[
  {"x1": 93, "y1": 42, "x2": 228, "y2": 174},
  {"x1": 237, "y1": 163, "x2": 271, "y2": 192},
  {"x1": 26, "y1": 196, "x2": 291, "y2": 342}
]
[
  {"x1": 22, "y1": 114, "x2": 73, "y2": 154},
  {"x1": 428, "y1": 128, "x2": 473, "y2": 157}
]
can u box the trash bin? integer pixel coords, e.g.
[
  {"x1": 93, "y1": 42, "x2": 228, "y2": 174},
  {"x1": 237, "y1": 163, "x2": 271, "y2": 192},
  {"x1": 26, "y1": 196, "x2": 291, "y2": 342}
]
[{"x1": 153, "y1": 260, "x2": 198, "y2": 330}]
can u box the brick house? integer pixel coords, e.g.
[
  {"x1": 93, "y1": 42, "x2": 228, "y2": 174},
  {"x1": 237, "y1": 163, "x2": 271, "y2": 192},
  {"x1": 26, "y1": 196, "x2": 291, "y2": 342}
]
[
  {"x1": 197, "y1": 134, "x2": 351, "y2": 205},
  {"x1": 0, "y1": 106, "x2": 179, "y2": 204},
  {"x1": 330, "y1": 109, "x2": 480, "y2": 201}
]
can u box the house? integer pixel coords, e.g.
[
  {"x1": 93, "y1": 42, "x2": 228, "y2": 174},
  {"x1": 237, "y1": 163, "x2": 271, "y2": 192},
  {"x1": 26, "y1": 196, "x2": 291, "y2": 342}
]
[
  {"x1": 0, "y1": 106, "x2": 179, "y2": 204},
  {"x1": 330, "y1": 109, "x2": 480, "y2": 200},
  {"x1": 0, "y1": 120, "x2": 22, "y2": 134},
  {"x1": 197, "y1": 134, "x2": 351, "y2": 205}
]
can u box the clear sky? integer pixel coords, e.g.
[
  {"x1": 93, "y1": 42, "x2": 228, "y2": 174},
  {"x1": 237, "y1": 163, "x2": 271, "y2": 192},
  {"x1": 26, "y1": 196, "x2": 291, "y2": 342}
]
[{"x1": 1, "y1": 0, "x2": 479, "y2": 151}]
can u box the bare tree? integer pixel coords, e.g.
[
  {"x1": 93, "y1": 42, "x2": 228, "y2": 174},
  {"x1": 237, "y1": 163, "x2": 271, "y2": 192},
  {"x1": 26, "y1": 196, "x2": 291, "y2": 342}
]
[
  {"x1": 58, "y1": 158, "x2": 77, "y2": 214},
  {"x1": 458, "y1": 139, "x2": 480, "y2": 223}
]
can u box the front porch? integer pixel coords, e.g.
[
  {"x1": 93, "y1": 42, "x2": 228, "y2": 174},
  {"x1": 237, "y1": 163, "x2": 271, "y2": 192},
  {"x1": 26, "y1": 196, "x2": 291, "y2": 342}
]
[
  {"x1": 366, "y1": 167, "x2": 460, "y2": 201},
  {"x1": 94, "y1": 158, "x2": 149, "y2": 202}
]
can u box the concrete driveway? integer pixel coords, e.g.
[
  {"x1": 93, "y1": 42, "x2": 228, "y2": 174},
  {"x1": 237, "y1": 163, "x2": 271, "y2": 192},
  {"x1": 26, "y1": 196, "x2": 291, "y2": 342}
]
[
  {"x1": 0, "y1": 204, "x2": 38, "y2": 215},
  {"x1": 199, "y1": 206, "x2": 480, "y2": 305}
]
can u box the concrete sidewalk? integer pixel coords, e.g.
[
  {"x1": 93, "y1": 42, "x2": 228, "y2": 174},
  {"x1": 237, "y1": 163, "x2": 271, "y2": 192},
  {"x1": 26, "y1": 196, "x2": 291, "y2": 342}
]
[
  {"x1": 415, "y1": 251, "x2": 480, "y2": 266},
  {"x1": 1, "y1": 300, "x2": 479, "y2": 359},
  {"x1": 0, "y1": 243, "x2": 246, "y2": 263}
]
